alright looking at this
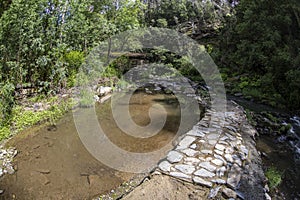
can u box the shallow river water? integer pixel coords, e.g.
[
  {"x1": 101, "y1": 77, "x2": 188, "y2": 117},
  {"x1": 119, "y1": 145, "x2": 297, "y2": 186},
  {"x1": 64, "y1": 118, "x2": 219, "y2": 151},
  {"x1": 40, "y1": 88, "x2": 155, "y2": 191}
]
[{"x1": 0, "y1": 91, "x2": 198, "y2": 199}]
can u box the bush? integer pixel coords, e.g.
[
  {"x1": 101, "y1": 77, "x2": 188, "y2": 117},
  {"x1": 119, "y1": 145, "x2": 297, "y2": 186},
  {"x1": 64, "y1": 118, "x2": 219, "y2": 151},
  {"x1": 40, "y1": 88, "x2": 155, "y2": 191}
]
[{"x1": 0, "y1": 82, "x2": 15, "y2": 125}]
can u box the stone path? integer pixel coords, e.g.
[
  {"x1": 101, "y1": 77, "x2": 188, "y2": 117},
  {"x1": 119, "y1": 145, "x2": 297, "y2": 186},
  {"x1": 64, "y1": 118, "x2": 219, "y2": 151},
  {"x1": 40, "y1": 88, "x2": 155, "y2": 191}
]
[{"x1": 157, "y1": 105, "x2": 261, "y2": 199}]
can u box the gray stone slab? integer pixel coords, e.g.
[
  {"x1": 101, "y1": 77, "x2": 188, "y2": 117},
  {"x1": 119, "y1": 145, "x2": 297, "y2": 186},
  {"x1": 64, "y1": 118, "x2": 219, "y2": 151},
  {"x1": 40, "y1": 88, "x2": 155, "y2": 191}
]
[
  {"x1": 194, "y1": 168, "x2": 216, "y2": 178},
  {"x1": 175, "y1": 164, "x2": 195, "y2": 174},
  {"x1": 176, "y1": 136, "x2": 196, "y2": 150},
  {"x1": 158, "y1": 161, "x2": 172, "y2": 172},
  {"x1": 170, "y1": 171, "x2": 191, "y2": 180},
  {"x1": 181, "y1": 148, "x2": 198, "y2": 157},
  {"x1": 193, "y1": 177, "x2": 212, "y2": 188},
  {"x1": 167, "y1": 151, "x2": 183, "y2": 163},
  {"x1": 199, "y1": 162, "x2": 217, "y2": 172}
]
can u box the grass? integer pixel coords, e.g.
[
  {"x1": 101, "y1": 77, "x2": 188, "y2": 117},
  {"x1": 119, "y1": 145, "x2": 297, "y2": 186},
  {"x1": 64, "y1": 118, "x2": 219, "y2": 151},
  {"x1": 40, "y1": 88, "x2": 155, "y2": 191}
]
[
  {"x1": 265, "y1": 166, "x2": 282, "y2": 189},
  {"x1": 0, "y1": 96, "x2": 74, "y2": 142}
]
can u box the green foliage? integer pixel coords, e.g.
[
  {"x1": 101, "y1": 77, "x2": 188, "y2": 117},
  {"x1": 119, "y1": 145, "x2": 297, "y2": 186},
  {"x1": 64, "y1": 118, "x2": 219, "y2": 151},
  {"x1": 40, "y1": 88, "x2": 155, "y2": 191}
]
[
  {"x1": 79, "y1": 90, "x2": 94, "y2": 108},
  {"x1": 218, "y1": 0, "x2": 300, "y2": 110},
  {"x1": 0, "y1": 82, "x2": 15, "y2": 125},
  {"x1": 0, "y1": 96, "x2": 73, "y2": 141},
  {"x1": 265, "y1": 167, "x2": 282, "y2": 189}
]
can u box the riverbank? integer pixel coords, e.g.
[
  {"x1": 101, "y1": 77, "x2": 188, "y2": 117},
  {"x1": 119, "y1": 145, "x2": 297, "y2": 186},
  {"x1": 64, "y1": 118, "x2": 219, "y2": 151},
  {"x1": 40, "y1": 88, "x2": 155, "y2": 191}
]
[{"x1": 98, "y1": 101, "x2": 268, "y2": 200}]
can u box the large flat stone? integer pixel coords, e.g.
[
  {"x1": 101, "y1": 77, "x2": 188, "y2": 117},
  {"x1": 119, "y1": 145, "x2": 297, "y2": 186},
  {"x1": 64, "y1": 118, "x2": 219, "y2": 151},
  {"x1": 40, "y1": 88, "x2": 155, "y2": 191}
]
[
  {"x1": 199, "y1": 162, "x2": 217, "y2": 172},
  {"x1": 181, "y1": 148, "x2": 198, "y2": 157},
  {"x1": 194, "y1": 168, "x2": 215, "y2": 178},
  {"x1": 193, "y1": 177, "x2": 212, "y2": 188},
  {"x1": 170, "y1": 172, "x2": 191, "y2": 180},
  {"x1": 174, "y1": 164, "x2": 195, "y2": 174},
  {"x1": 167, "y1": 151, "x2": 183, "y2": 163},
  {"x1": 158, "y1": 161, "x2": 172, "y2": 172},
  {"x1": 187, "y1": 129, "x2": 205, "y2": 137},
  {"x1": 176, "y1": 136, "x2": 196, "y2": 150}
]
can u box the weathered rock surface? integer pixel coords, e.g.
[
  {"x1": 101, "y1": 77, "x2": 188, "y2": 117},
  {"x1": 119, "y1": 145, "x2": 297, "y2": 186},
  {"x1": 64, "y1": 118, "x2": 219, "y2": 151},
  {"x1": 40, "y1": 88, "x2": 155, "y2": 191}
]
[{"x1": 156, "y1": 102, "x2": 267, "y2": 199}]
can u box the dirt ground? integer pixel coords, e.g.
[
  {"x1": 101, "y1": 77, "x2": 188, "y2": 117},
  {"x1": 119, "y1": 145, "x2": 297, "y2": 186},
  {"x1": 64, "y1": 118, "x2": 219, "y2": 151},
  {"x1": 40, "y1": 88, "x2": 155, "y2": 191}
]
[{"x1": 121, "y1": 174, "x2": 211, "y2": 200}]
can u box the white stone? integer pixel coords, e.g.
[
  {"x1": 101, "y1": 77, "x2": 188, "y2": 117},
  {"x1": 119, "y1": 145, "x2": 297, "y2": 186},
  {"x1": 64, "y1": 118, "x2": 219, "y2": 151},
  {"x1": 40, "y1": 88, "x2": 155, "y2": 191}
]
[
  {"x1": 207, "y1": 133, "x2": 219, "y2": 140},
  {"x1": 225, "y1": 147, "x2": 234, "y2": 154},
  {"x1": 193, "y1": 177, "x2": 212, "y2": 188},
  {"x1": 194, "y1": 168, "x2": 216, "y2": 178},
  {"x1": 224, "y1": 154, "x2": 234, "y2": 163},
  {"x1": 175, "y1": 164, "x2": 195, "y2": 174},
  {"x1": 167, "y1": 151, "x2": 183, "y2": 163},
  {"x1": 201, "y1": 150, "x2": 213, "y2": 155},
  {"x1": 208, "y1": 140, "x2": 218, "y2": 145},
  {"x1": 184, "y1": 157, "x2": 200, "y2": 164},
  {"x1": 214, "y1": 149, "x2": 223, "y2": 155},
  {"x1": 187, "y1": 129, "x2": 205, "y2": 137},
  {"x1": 176, "y1": 136, "x2": 196, "y2": 150},
  {"x1": 181, "y1": 148, "x2": 198, "y2": 157},
  {"x1": 216, "y1": 166, "x2": 226, "y2": 177},
  {"x1": 170, "y1": 172, "x2": 191, "y2": 179},
  {"x1": 215, "y1": 144, "x2": 226, "y2": 151},
  {"x1": 199, "y1": 162, "x2": 217, "y2": 172},
  {"x1": 211, "y1": 159, "x2": 223, "y2": 166},
  {"x1": 158, "y1": 161, "x2": 172, "y2": 172},
  {"x1": 190, "y1": 144, "x2": 197, "y2": 149},
  {"x1": 212, "y1": 179, "x2": 226, "y2": 184}
]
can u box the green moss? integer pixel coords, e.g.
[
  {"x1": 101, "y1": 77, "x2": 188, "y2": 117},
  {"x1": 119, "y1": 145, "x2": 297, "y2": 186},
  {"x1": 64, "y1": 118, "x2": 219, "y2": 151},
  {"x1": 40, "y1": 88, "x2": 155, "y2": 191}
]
[{"x1": 265, "y1": 167, "x2": 282, "y2": 189}]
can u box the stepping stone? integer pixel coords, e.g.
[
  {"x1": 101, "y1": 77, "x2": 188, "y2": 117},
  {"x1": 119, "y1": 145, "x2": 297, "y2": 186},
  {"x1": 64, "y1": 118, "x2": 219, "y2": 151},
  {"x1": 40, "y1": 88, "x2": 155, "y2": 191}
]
[
  {"x1": 181, "y1": 148, "x2": 198, "y2": 157},
  {"x1": 187, "y1": 129, "x2": 205, "y2": 137},
  {"x1": 214, "y1": 149, "x2": 223, "y2": 155},
  {"x1": 199, "y1": 162, "x2": 217, "y2": 172},
  {"x1": 211, "y1": 159, "x2": 224, "y2": 166},
  {"x1": 193, "y1": 177, "x2": 212, "y2": 188},
  {"x1": 170, "y1": 172, "x2": 191, "y2": 180},
  {"x1": 167, "y1": 151, "x2": 183, "y2": 163},
  {"x1": 207, "y1": 133, "x2": 219, "y2": 140},
  {"x1": 224, "y1": 154, "x2": 234, "y2": 163},
  {"x1": 158, "y1": 161, "x2": 172, "y2": 172},
  {"x1": 215, "y1": 144, "x2": 226, "y2": 151},
  {"x1": 212, "y1": 179, "x2": 226, "y2": 184},
  {"x1": 194, "y1": 168, "x2": 216, "y2": 178},
  {"x1": 175, "y1": 164, "x2": 195, "y2": 174},
  {"x1": 176, "y1": 136, "x2": 196, "y2": 150},
  {"x1": 184, "y1": 157, "x2": 200, "y2": 164}
]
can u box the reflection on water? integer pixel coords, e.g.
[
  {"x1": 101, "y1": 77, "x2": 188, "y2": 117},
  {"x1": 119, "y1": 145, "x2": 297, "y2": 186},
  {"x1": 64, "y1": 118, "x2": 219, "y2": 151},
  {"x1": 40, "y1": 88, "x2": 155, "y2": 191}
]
[{"x1": 96, "y1": 91, "x2": 199, "y2": 153}]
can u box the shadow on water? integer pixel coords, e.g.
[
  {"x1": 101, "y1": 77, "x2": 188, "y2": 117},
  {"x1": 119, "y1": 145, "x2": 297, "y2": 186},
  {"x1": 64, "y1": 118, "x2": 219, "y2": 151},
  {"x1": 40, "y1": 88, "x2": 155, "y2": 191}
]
[{"x1": 0, "y1": 91, "x2": 199, "y2": 199}]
